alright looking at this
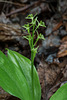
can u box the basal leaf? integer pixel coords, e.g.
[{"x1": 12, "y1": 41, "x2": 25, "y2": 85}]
[
  {"x1": 7, "y1": 49, "x2": 41, "y2": 100},
  {"x1": 0, "y1": 51, "x2": 31, "y2": 100},
  {"x1": 50, "y1": 83, "x2": 67, "y2": 100},
  {"x1": 0, "y1": 50, "x2": 41, "y2": 100}
]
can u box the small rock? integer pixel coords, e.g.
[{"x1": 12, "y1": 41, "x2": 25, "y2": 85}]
[
  {"x1": 45, "y1": 54, "x2": 56, "y2": 63},
  {"x1": 59, "y1": 30, "x2": 67, "y2": 36}
]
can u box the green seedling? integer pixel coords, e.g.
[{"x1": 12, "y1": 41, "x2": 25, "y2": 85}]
[{"x1": 0, "y1": 14, "x2": 46, "y2": 100}]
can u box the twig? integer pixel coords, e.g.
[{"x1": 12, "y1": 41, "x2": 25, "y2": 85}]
[
  {"x1": 0, "y1": 0, "x2": 25, "y2": 6},
  {"x1": 49, "y1": 82, "x2": 61, "y2": 92},
  {"x1": 6, "y1": 1, "x2": 40, "y2": 17}
]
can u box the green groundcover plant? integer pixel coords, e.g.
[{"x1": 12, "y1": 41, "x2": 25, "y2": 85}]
[{"x1": 0, "y1": 14, "x2": 46, "y2": 100}]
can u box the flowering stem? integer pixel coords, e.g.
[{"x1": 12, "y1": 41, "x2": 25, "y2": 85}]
[
  {"x1": 31, "y1": 19, "x2": 35, "y2": 100},
  {"x1": 22, "y1": 14, "x2": 46, "y2": 100},
  {"x1": 31, "y1": 50, "x2": 34, "y2": 100}
]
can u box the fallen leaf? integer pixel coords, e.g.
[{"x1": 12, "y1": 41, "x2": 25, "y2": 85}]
[{"x1": 57, "y1": 36, "x2": 67, "y2": 57}]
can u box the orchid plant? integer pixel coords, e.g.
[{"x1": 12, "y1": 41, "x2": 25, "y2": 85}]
[{"x1": 0, "y1": 14, "x2": 46, "y2": 100}]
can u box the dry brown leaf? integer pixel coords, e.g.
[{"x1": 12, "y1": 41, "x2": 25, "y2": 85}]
[
  {"x1": 52, "y1": 21, "x2": 63, "y2": 32},
  {"x1": 58, "y1": 50, "x2": 67, "y2": 58},
  {"x1": 63, "y1": 12, "x2": 67, "y2": 31},
  {"x1": 0, "y1": 23, "x2": 22, "y2": 41},
  {"x1": 61, "y1": 36, "x2": 67, "y2": 42},
  {"x1": 57, "y1": 36, "x2": 67, "y2": 57}
]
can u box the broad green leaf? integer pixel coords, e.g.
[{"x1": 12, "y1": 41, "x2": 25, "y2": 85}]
[
  {"x1": 0, "y1": 51, "x2": 31, "y2": 100},
  {"x1": 50, "y1": 83, "x2": 67, "y2": 100},
  {"x1": 0, "y1": 50, "x2": 41, "y2": 100}
]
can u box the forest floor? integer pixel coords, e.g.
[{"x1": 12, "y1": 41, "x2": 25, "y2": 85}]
[{"x1": 0, "y1": 0, "x2": 67, "y2": 100}]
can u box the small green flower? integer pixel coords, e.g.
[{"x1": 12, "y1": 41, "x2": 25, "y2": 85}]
[
  {"x1": 26, "y1": 14, "x2": 33, "y2": 19},
  {"x1": 39, "y1": 20, "x2": 46, "y2": 27},
  {"x1": 23, "y1": 23, "x2": 30, "y2": 30},
  {"x1": 38, "y1": 33, "x2": 45, "y2": 40}
]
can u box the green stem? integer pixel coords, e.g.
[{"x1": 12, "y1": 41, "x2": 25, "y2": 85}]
[
  {"x1": 28, "y1": 29, "x2": 31, "y2": 37},
  {"x1": 32, "y1": 23, "x2": 35, "y2": 46},
  {"x1": 33, "y1": 25, "x2": 39, "y2": 33},
  {"x1": 31, "y1": 19, "x2": 35, "y2": 100},
  {"x1": 31, "y1": 50, "x2": 34, "y2": 100},
  {"x1": 34, "y1": 38, "x2": 39, "y2": 47}
]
